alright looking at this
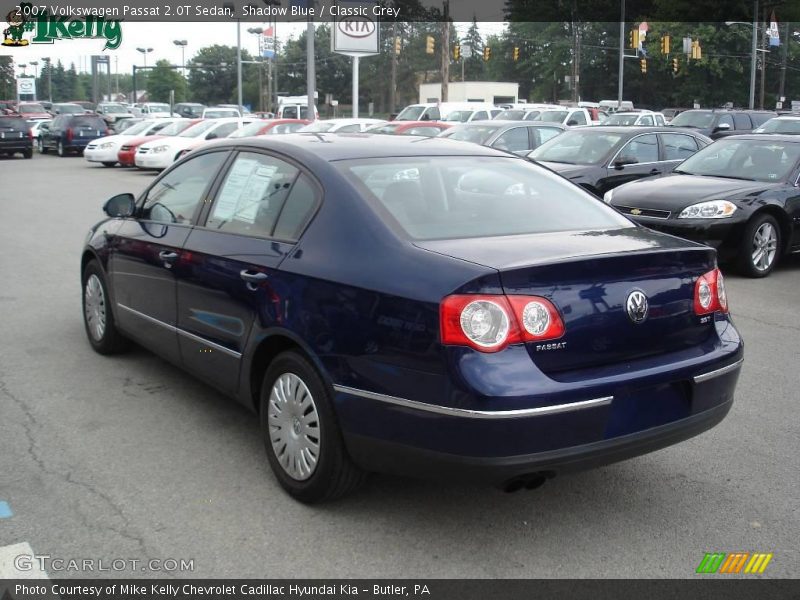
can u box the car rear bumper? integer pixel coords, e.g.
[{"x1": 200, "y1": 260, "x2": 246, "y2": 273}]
[
  {"x1": 334, "y1": 327, "x2": 743, "y2": 484},
  {"x1": 0, "y1": 141, "x2": 32, "y2": 151}
]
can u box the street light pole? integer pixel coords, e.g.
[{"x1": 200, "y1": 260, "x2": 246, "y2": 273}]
[
  {"x1": 726, "y1": 12, "x2": 757, "y2": 110},
  {"x1": 236, "y1": 20, "x2": 243, "y2": 115},
  {"x1": 173, "y1": 40, "x2": 188, "y2": 77},
  {"x1": 136, "y1": 47, "x2": 153, "y2": 102},
  {"x1": 617, "y1": 0, "x2": 625, "y2": 107}
]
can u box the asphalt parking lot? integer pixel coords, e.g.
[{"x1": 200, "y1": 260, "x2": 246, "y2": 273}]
[{"x1": 1, "y1": 153, "x2": 798, "y2": 579}]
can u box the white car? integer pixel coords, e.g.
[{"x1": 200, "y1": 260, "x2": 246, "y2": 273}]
[
  {"x1": 532, "y1": 107, "x2": 594, "y2": 127},
  {"x1": 601, "y1": 111, "x2": 667, "y2": 126},
  {"x1": 84, "y1": 119, "x2": 183, "y2": 167},
  {"x1": 203, "y1": 107, "x2": 241, "y2": 118},
  {"x1": 29, "y1": 119, "x2": 52, "y2": 141},
  {"x1": 135, "y1": 117, "x2": 251, "y2": 170},
  {"x1": 298, "y1": 118, "x2": 386, "y2": 133}
]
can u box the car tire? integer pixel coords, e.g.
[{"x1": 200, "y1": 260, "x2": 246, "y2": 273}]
[
  {"x1": 38, "y1": 139, "x2": 47, "y2": 154},
  {"x1": 102, "y1": 161, "x2": 115, "y2": 167},
  {"x1": 81, "y1": 261, "x2": 130, "y2": 355},
  {"x1": 259, "y1": 351, "x2": 366, "y2": 503},
  {"x1": 23, "y1": 149, "x2": 33, "y2": 159},
  {"x1": 57, "y1": 140, "x2": 66, "y2": 157},
  {"x1": 737, "y1": 213, "x2": 781, "y2": 278}
]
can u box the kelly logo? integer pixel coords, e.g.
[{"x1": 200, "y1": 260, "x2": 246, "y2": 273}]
[
  {"x1": 696, "y1": 552, "x2": 773, "y2": 574},
  {"x1": 2, "y1": 2, "x2": 122, "y2": 50}
]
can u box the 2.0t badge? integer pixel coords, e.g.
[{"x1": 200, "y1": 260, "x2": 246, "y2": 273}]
[{"x1": 626, "y1": 290, "x2": 649, "y2": 324}]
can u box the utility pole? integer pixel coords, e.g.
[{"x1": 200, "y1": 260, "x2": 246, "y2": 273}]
[
  {"x1": 306, "y1": 6, "x2": 316, "y2": 121},
  {"x1": 441, "y1": 0, "x2": 449, "y2": 103},
  {"x1": 390, "y1": 21, "x2": 397, "y2": 114},
  {"x1": 617, "y1": 0, "x2": 625, "y2": 106},
  {"x1": 759, "y1": 5, "x2": 766, "y2": 110},
  {"x1": 778, "y1": 20, "x2": 789, "y2": 102}
]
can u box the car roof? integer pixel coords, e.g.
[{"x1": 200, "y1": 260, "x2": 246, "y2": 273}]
[
  {"x1": 202, "y1": 132, "x2": 513, "y2": 161},
  {"x1": 770, "y1": 115, "x2": 800, "y2": 120},
  {"x1": 721, "y1": 134, "x2": 800, "y2": 143},
  {"x1": 453, "y1": 120, "x2": 565, "y2": 129},
  {"x1": 567, "y1": 126, "x2": 690, "y2": 134}
]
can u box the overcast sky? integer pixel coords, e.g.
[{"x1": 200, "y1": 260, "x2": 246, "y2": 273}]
[{"x1": 1, "y1": 21, "x2": 507, "y2": 78}]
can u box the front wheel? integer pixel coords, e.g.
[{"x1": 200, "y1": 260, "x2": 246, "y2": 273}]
[
  {"x1": 57, "y1": 140, "x2": 66, "y2": 157},
  {"x1": 259, "y1": 351, "x2": 365, "y2": 503},
  {"x1": 82, "y1": 261, "x2": 130, "y2": 354},
  {"x1": 38, "y1": 138, "x2": 47, "y2": 154},
  {"x1": 102, "y1": 161, "x2": 116, "y2": 167},
  {"x1": 737, "y1": 214, "x2": 781, "y2": 278}
]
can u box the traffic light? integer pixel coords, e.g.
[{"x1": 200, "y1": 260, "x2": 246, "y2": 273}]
[
  {"x1": 691, "y1": 40, "x2": 702, "y2": 60},
  {"x1": 426, "y1": 35, "x2": 435, "y2": 55},
  {"x1": 453, "y1": 44, "x2": 461, "y2": 60},
  {"x1": 629, "y1": 28, "x2": 639, "y2": 49},
  {"x1": 513, "y1": 46, "x2": 520, "y2": 61},
  {"x1": 672, "y1": 57, "x2": 679, "y2": 73},
  {"x1": 394, "y1": 36, "x2": 401, "y2": 56},
  {"x1": 640, "y1": 58, "x2": 647, "y2": 73},
  {"x1": 660, "y1": 34, "x2": 670, "y2": 54},
  {"x1": 483, "y1": 46, "x2": 491, "y2": 61}
]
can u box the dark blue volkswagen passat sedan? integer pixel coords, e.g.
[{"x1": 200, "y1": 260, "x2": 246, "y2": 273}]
[{"x1": 81, "y1": 134, "x2": 743, "y2": 502}]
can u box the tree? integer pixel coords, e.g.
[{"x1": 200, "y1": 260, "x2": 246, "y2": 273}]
[
  {"x1": 0, "y1": 57, "x2": 14, "y2": 99},
  {"x1": 147, "y1": 59, "x2": 188, "y2": 103},
  {"x1": 462, "y1": 18, "x2": 485, "y2": 81},
  {"x1": 65, "y1": 63, "x2": 85, "y2": 100},
  {"x1": 188, "y1": 45, "x2": 258, "y2": 106}
]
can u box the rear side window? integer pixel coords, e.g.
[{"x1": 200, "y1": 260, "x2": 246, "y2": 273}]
[
  {"x1": 569, "y1": 111, "x2": 587, "y2": 125},
  {"x1": 493, "y1": 127, "x2": 530, "y2": 152},
  {"x1": 733, "y1": 113, "x2": 752, "y2": 129},
  {"x1": 338, "y1": 156, "x2": 632, "y2": 240},
  {"x1": 426, "y1": 107, "x2": 441, "y2": 120},
  {"x1": 661, "y1": 133, "x2": 699, "y2": 160},
  {"x1": 273, "y1": 175, "x2": 318, "y2": 241},
  {"x1": 751, "y1": 113, "x2": 775, "y2": 127}
]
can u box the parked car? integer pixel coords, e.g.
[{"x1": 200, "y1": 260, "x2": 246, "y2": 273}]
[
  {"x1": 202, "y1": 106, "x2": 241, "y2": 119},
  {"x1": 528, "y1": 126, "x2": 711, "y2": 196},
  {"x1": 0, "y1": 100, "x2": 17, "y2": 114},
  {"x1": 365, "y1": 121, "x2": 452, "y2": 136},
  {"x1": 16, "y1": 102, "x2": 51, "y2": 122},
  {"x1": 173, "y1": 102, "x2": 207, "y2": 118},
  {"x1": 84, "y1": 119, "x2": 182, "y2": 167},
  {"x1": 661, "y1": 108, "x2": 689, "y2": 123},
  {"x1": 82, "y1": 133, "x2": 743, "y2": 502},
  {"x1": 70, "y1": 100, "x2": 96, "y2": 112},
  {"x1": 752, "y1": 116, "x2": 800, "y2": 135},
  {"x1": 136, "y1": 102, "x2": 173, "y2": 117},
  {"x1": 229, "y1": 119, "x2": 312, "y2": 137},
  {"x1": 0, "y1": 115, "x2": 33, "y2": 158},
  {"x1": 38, "y1": 113, "x2": 109, "y2": 156},
  {"x1": 298, "y1": 118, "x2": 386, "y2": 133},
  {"x1": 135, "y1": 117, "x2": 251, "y2": 170},
  {"x1": 668, "y1": 109, "x2": 776, "y2": 139},
  {"x1": 95, "y1": 102, "x2": 132, "y2": 125},
  {"x1": 29, "y1": 119, "x2": 51, "y2": 142},
  {"x1": 51, "y1": 103, "x2": 87, "y2": 116},
  {"x1": 112, "y1": 118, "x2": 146, "y2": 133},
  {"x1": 442, "y1": 106, "x2": 496, "y2": 123},
  {"x1": 601, "y1": 111, "x2": 667, "y2": 126},
  {"x1": 117, "y1": 119, "x2": 202, "y2": 167},
  {"x1": 606, "y1": 134, "x2": 800, "y2": 277},
  {"x1": 532, "y1": 107, "x2": 594, "y2": 127},
  {"x1": 439, "y1": 121, "x2": 565, "y2": 154}
]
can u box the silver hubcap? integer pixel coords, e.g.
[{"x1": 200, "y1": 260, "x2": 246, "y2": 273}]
[
  {"x1": 84, "y1": 274, "x2": 107, "y2": 341},
  {"x1": 267, "y1": 373, "x2": 320, "y2": 481},
  {"x1": 751, "y1": 222, "x2": 778, "y2": 271}
]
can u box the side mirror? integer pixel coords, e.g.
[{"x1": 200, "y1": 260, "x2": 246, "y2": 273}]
[
  {"x1": 613, "y1": 156, "x2": 638, "y2": 169},
  {"x1": 103, "y1": 193, "x2": 136, "y2": 218},
  {"x1": 713, "y1": 123, "x2": 731, "y2": 133}
]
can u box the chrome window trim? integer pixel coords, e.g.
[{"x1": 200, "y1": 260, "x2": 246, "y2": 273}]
[
  {"x1": 607, "y1": 132, "x2": 661, "y2": 168},
  {"x1": 693, "y1": 358, "x2": 744, "y2": 384},
  {"x1": 332, "y1": 384, "x2": 612, "y2": 419},
  {"x1": 117, "y1": 303, "x2": 242, "y2": 359}
]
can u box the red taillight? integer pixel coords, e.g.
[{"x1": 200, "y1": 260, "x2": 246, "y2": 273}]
[
  {"x1": 66, "y1": 128, "x2": 73, "y2": 142},
  {"x1": 27, "y1": 129, "x2": 32, "y2": 140},
  {"x1": 694, "y1": 268, "x2": 728, "y2": 315},
  {"x1": 440, "y1": 294, "x2": 565, "y2": 353}
]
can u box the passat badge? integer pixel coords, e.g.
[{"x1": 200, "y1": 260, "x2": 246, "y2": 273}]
[{"x1": 626, "y1": 290, "x2": 648, "y2": 324}]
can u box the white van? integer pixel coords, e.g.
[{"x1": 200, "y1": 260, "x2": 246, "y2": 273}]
[
  {"x1": 395, "y1": 102, "x2": 494, "y2": 122},
  {"x1": 599, "y1": 100, "x2": 634, "y2": 114}
]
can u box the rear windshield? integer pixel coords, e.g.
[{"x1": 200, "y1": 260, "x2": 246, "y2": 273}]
[
  {"x1": 72, "y1": 117, "x2": 106, "y2": 129},
  {"x1": 755, "y1": 118, "x2": 800, "y2": 134},
  {"x1": 18, "y1": 104, "x2": 46, "y2": 114},
  {"x1": 299, "y1": 121, "x2": 335, "y2": 133},
  {"x1": 533, "y1": 110, "x2": 569, "y2": 123},
  {"x1": 55, "y1": 104, "x2": 85, "y2": 114},
  {"x1": 228, "y1": 120, "x2": 270, "y2": 138},
  {"x1": 440, "y1": 125, "x2": 499, "y2": 144},
  {"x1": 0, "y1": 117, "x2": 30, "y2": 130},
  {"x1": 670, "y1": 111, "x2": 715, "y2": 128},
  {"x1": 336, "y1": 156, "x2": 631, "y2": 240},
  {"x1": 179, "y1": 120, "x2": 218, "y2": 137}
]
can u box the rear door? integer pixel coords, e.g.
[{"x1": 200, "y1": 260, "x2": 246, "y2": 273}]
[
  {"x1": 109, "y1": 151, "x2": 230, "y2": 364},
  {"x1": 175, "y1": 150, "x2": 321, "y2": 393},
  {"x1": 659, "y1": 132, "x2": 701, "y2": 172}
]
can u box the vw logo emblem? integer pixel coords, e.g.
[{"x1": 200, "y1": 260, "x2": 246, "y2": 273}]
[{"x1": 626, "y1": 290, "x2": 649, "y2": 324}]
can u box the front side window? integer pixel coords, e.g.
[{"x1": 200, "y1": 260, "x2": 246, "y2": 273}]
[
  {"x1": 338, "y1": 157, "x2": 632, "y2": 240},
  {"x1": 661, "y1": 133, "x2": 699, "y2": 160},
  {"x1": 617, "y1": 134, "x2": 659, "y2": 163},
  {"x1": 492, "y1": 127, "x2": 530, "y2": 152},
  {"x1": 639, "y1": 115, "x2": 654, "y2": 126},
  {"x1": 206, "y1": 152, "x2": 302, "y2": 238},
  {"x1": 142, "y1": 152, "x2": 228, "y2": 224},
  {"x1": 569, "y1": 111, "x2": 587, "y2": 125}
]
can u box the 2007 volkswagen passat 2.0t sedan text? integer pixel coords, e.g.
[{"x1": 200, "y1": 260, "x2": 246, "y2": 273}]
[{"x1": 80, "y1": 134, "x2": 743, "y2": 503}]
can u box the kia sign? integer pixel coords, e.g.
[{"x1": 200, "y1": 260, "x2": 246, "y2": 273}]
[{"x1": 331, "y1": 0, "x2": 379, "y2": 56}]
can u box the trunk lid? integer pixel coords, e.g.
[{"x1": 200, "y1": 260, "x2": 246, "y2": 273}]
[{"x1": 416, "y1": 227, "x2": 718, "y2": 373}]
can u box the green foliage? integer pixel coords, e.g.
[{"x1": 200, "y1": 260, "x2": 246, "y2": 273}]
[
  {"x1": 0, "y1": 57, "x2": 14, "y2": 99},
  {"x1": 147, "y1": 59, "x2": 188, "y2": 103}
]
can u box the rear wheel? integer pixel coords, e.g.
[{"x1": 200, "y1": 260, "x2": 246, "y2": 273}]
[
  {"x1": 102, "y1": 161, "x2": 115, "y2": 167},
  {"x1": 23, "y1": 149, "x2": 32, "y2": 159},
  {"x1": 737, "y1": 214, "x2": 780, "y2": 278},
  {"x1": 81, "y1": 261, "x2": 130, "y2": 355},
  {"x1": 259, "y1": 351, "x2": 365, "y2": 503},
  {"x1": 38, "y1": 138, "x2": 47, "y2": 154},
  {"x1": 57, "y1": 140, "x2": 66, "y2": 157}
]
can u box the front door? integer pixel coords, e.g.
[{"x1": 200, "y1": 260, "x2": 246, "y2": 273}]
[
  {"x1": 109, "y1": 151, "x2": 230, "y2": 364},
  {"x1": 601, "y1": 133, "x2": 662, "y2": 193}
]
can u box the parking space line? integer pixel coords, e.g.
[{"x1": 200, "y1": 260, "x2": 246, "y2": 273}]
[{"x1": 0, "y1": 542, "x2": 49, "y2": 578}]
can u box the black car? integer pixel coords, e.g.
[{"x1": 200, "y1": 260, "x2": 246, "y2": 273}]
[
  {"x1": 606, "y1": 135, "x2": 800, "y2": 277},
  {"x1": 528, "y1": 126, "x2": 711, "y2": 196},
  {"x1": 0, "y1": 116, "x2": 33, "y2": 158},
  {"x1": 173, "y1": 102, "x2": 207, "y2": 118},
  {"x1": 439, "y1": 121, "x2": 566, "y2": 154},
  {"x1": 669, "y1": 109, "x2": 776, "y2": 140},
  {"x1": 38, "y1": 113, "x2": 109, "y2": 156}
]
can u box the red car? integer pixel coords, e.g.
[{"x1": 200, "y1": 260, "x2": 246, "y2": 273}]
[
  {"x1": 365, "y1": 120, "x2": 452, "y2": 136},
  {"x1": 16, "y1": 102, "x2": 51, "y2": 121},
  {"x1": 177, "y1": 119, "x2": 311, "y2": 158},
  {"x1": 117, "y1": 118, "x2": 201, "y2": 167}
]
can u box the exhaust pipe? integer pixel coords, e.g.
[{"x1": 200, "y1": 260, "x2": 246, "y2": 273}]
[{"x1": 502, "y1": 473, "x2": 549, "y2": 493}]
